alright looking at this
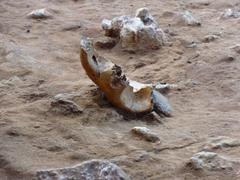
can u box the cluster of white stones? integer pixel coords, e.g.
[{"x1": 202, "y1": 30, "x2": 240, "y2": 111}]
[{"x1": 101, "y1": 8, "x2": 167, "y2": 51}]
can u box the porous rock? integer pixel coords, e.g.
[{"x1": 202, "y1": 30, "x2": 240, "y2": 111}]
[
  {"x1": 179, "y1": 11, "x2": 201, "y2": 26},
  {"x1": 190, "y1": 151, "x2": 233, "y2": 171},
  {"x1": 27, "y1": 8, "x2": 52, "y2": 19},
  {"x1": 131, "y1": 127, "x2": 160, "y2": 142},
  {"x1": 102, "y1": 8, "x2": 167, "y2": 50},
  {"x1": 36, "y1": 159, "x2": 130, "y2": 180}
]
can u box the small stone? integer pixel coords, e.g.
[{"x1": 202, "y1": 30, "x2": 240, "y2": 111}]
[
  {"x1": 220, "y1": 55, "x2": 235, "y2": 62},
  {"x1": 190, "y1": 151, "x2": 233, "y2": 171},
  {"x1": 50, "y1": 93, "x2": 83, "y2": 115},
  {"x1": 94, "y1": 36, "x2": 117, "y2": 49},
  {"x1": 102, "y1": 17, "x2": 127, "y2": 37},
  {"x1": 152, "y1": 90, "x2": 172, "y2": 117},
  {"x1": 202, "y1": 35, "x2": 219, "y2": 43},
  {"x1": 62, "y1": 23, "x2": 82, "y2": 31},
  {"x1": 131, "y1": 127, "x2": 160, "y2": 143},
  {"x1": 154, "y1": 82, "x2": 177, "y2": 94},
  {"x1": 27, "y1": 8, "x2": 52, "y2": 19},
  {"x1": 179, "y1": 39, "x2": 198, "y2": 48},
  {"x1": 135, "y1": 7, "x2": 157, "y2": 26},
  {"x1": 203, "y1": 136, "x2": 240, "y2": 150},
  {"x1": 230, "y1": 44, "x2": 240, "y2": 54},
  {"x1": 36, "y1": 160, "x2": 130, "y2": 180},
  {"x1": 179, "y1": 11, "x2": 201, "y2": 26},
  {"x1": 222, "y1": 9, "x2": 240, "y2": 18}
]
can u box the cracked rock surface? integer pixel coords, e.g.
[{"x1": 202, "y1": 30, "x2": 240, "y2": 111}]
[{"x1": 37, "y1": 160, "x2": 130, "y2": 180}]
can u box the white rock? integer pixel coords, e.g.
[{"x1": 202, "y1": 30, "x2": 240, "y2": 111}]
[
  {"x1": 154, "y1": 82, "x2": 177, "y2": 91},
  {"x1": 180, "y1": 11, "x2": 201, "y2": 26},
  {"x1": 203, "y1": 136, "x2": 240, "y2": 150},
  {"x1": 222, "y1": 9, "x2": 240, "y2": 18},
  {"x1": 190, "y1": 151, "x2": 233, "y2": 171},
  {"x1": 102, "y1": 8, "x2": 166, "y2": 50},
  {"x1": 152, "y1": 90, "x2": 173, "y2": 116},
  {"x1": 37, "y1": 159, "x2": 130, "y2": 180},
  {"x1": 102, "y1": 16, "x2": 130, "y2": 37},
  {"x1": 131, "y1": 127, "x2": 160, "y2": 142},
  {"x1": 27, "y1": 8, "x2": 52, "y2": 19},
  {"x1": 135, "y1": 8, "x2": 157, "y2": 27}
]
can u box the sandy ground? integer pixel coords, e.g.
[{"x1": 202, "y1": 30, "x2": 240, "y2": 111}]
[{"x1": 0, "y1": 0, "x2": 240, "y2": 179}]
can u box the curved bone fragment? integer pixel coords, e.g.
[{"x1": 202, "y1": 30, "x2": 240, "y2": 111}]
[
  {"x1": 80, "y1": 38, "x2": 153, "y2": 113},
  {"x1": 80, "y1": 38, "x2": 172, "y2": 115}
]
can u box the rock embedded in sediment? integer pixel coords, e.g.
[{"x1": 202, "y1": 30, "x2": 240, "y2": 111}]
[
  {"x1": 36, "y1": 159, "x2": 130, "y2": 180},
  {"x1": 152, "y1": 90, "x2": 173, "y2": 117},
  {"x1": 202, "y1": 34, "x2": 219, "y2": 43},
  {"x1": 190, "y1": 151, "x2": 234, "y2": 171},
  {"x1": 131, "y1": 127, "x2": 160, "y2": 143},
  {"x1": 230, "y1": 44, "x2": 240, "y2": 54},
  {"x1": 50, "y1": 93, "x2": 83, "y2": 115},
  {"x1": 220, "y1": 54, "x2": 235, "y2": 62},
  {"x1": 27, "y1": 8, "x2": 52, "y2": 19},
  {"x1": 179, "y1": 11, "x2": 201, "y2": 26},
  {"x1": 203, "y1": 136, "x2": 240, "y2": 150}
]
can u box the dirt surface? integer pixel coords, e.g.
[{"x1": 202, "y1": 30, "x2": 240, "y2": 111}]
[{"x1": 0, "y1": 0, "x2": 240, "y2": 179}]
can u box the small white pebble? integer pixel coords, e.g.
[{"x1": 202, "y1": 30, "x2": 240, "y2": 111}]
[{"x1": 27, "y1": 8, "x2": 52, "y2": 19}]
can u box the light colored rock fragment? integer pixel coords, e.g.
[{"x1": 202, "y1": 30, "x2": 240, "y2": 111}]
[
  {"x1": 27, "y1": 8, "x2": 52, "y2": 19},
  {"x1": 203, "y1": 136, "x2": 240, "y2": 150},
  {"x1": 222, "y1": 9, "x2": 240, "y2": 18},
  {"x1": 50, "y1": 93, "x2": 83, "y2": 115},
  {"x1": 180, "y1": 11, "x2": 201, "y2": 26},
  {"x1": 37, "y1": 159, "x2": 130, "y2": 180},
  {"x1": 154, "y1": 82, "x2": 177, "y2": 93},
  {"x1": 190, "y1": 151, "x2": 233, "y2": 171},
  {"x1": 230, "y1": 44, "x2": 240, "y2": 54},
  {"x1": 202, "y1": 35, "x2": 219, "y2": 43},
  {"x1": 152, "y1": 90, "x2": 173, "y2": 117},
  {"x1": 101, "y1": 8, "x2": 167, "y2": 50},
  {"x1": 135, "y1": 7, "x2": 157, "y2": 26},
  {"x1": 102, "y1": 16, "x2": 130, "y2": 37},
  {"x1": 131, "y1": 127, "x2": 160, "y2": 142}
]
